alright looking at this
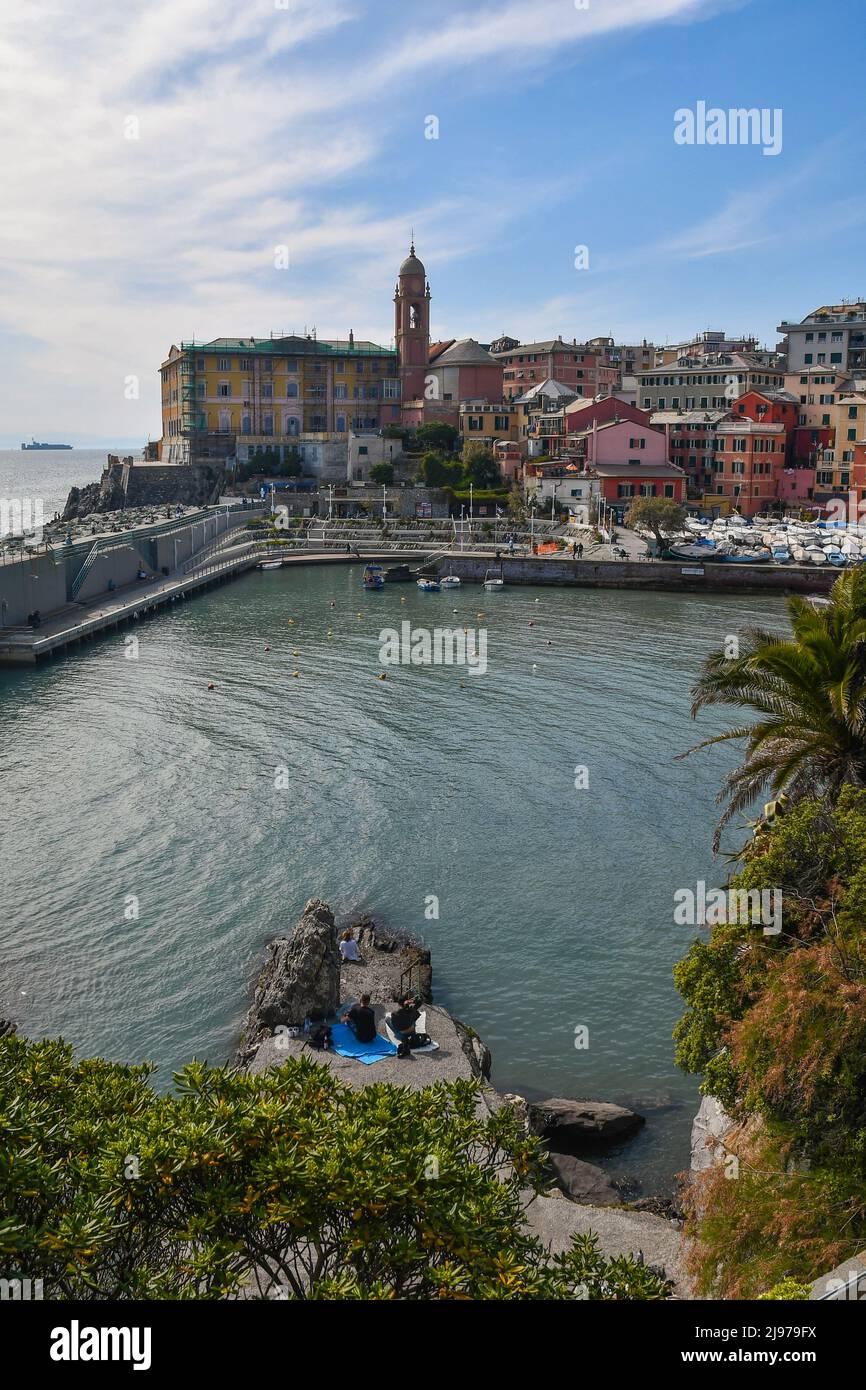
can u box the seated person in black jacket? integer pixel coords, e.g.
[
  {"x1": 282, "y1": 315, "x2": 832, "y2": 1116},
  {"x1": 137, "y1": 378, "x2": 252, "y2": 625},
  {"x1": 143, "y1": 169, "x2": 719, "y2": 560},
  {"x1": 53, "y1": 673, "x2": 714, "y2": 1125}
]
[
  {"x1": 342, "y1": 993, "x2": 377, "y2": 1044},
  {"x1": 390, "y1": 996, "x2": 421, "y2": 1042}
]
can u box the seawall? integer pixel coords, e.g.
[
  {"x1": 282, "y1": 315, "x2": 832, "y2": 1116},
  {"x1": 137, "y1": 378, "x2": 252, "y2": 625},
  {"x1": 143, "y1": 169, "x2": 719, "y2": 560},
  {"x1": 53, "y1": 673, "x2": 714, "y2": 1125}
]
[{"x1": 432, "y1": 554, "x2": 838, "y2": 596}]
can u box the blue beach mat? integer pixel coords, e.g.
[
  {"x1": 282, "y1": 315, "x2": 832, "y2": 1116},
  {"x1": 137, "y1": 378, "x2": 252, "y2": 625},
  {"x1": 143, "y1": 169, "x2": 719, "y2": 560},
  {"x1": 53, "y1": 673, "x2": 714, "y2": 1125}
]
[{"x1": 330, "y1": 1022, "x2": 398, "y2": 1065}]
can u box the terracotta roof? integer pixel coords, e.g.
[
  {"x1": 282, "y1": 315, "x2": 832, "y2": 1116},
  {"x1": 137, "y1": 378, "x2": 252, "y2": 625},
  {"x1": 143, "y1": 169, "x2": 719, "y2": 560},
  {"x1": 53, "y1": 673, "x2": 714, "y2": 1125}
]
[{"x1": 429, "y1": 340, "x2": 455, "y2": 362}]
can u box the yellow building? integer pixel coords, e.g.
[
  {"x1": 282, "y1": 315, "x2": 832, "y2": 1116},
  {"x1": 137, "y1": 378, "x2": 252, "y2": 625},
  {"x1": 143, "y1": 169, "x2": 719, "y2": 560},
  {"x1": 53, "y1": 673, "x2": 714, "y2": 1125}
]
[
  {"x1": 783, "y1": 367, "x2": 849, "y2": 432},
  {"x1": 458, "y1": 402, "x2": 520, "y2": 447},
  {"x1": 160, "y1": 336, "x2": 400, "y2": 462}
]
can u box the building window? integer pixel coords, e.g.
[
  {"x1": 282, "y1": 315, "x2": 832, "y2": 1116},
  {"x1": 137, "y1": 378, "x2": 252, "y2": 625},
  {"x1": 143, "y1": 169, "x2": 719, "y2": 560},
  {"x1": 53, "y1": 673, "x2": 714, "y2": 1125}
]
[
  {"x1": 336, "y1": 415, "x2": 346, "y2": 432},
  {"x1": 217, "y1": 358, "x2": 231, "y2": 371},
  {"x1": 287, "y1": 382, "x2": 298, "y2": 398},
  {"x1": 218, "y1": 383, "x2": 230, "y2": 397},
  {"x1": 664, "y1": 484, "x2": 674, "y2": 498}
]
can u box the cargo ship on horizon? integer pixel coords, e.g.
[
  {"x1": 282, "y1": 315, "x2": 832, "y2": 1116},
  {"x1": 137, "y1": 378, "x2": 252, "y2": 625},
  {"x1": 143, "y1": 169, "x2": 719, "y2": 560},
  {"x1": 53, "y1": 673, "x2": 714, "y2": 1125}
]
[{"x1": 21, "y1": 438, "x2": 73, "y2": 450}]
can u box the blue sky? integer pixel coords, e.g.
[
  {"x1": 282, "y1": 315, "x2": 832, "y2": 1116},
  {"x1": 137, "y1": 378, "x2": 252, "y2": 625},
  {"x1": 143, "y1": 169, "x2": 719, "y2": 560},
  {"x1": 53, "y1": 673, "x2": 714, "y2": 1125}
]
[{"x1": 0, "y1": 0, "x2": 864, "y2": 445}]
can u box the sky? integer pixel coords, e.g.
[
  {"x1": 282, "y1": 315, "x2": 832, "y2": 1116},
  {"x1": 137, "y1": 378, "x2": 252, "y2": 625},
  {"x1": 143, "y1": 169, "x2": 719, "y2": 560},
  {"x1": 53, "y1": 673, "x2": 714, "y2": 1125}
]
[{"x1": 0, "y1": 0, "x2": 864, "y2": 446}]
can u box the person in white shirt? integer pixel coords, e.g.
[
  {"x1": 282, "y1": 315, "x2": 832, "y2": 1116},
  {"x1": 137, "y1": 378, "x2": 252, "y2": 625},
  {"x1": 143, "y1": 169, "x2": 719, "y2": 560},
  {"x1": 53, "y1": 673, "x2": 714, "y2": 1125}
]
[{"x1": 339, "y1": 929, "x2": 361, "y2": 962}]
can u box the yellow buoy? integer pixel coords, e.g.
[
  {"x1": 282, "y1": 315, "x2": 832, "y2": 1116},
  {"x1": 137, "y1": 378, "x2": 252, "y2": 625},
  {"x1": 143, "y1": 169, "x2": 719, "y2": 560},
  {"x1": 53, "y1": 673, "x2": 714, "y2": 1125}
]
[
  {"x1": 377, "y1": 672, "x2": 387, "y2": 680},
  {"x1": 292, "y1": 649, "x2": 299, "y2": 656}
]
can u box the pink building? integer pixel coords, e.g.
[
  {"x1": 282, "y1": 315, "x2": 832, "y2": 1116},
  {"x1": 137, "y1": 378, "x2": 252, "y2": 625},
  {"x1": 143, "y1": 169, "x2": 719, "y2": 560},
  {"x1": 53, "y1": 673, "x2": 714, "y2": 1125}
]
[
  {"x1": 568, "y1": 417, "x2": 668, "y2": 469},
  {"x1": 776, "y1": 467, "x2": 816, "y2": 507}
]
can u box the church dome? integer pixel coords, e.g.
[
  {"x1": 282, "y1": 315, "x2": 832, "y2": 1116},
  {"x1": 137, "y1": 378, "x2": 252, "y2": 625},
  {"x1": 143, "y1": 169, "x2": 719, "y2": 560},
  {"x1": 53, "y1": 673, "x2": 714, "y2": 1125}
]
[{"x1": 399, "y1": 242, "x2": 425, "y2": 276}]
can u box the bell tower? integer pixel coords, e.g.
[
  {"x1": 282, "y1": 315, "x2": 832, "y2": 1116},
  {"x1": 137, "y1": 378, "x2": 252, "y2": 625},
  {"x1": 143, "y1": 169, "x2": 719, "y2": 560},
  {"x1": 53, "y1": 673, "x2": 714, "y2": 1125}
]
[{"x1": 394, "y1": 240, "x2": 430, "y2": 404}]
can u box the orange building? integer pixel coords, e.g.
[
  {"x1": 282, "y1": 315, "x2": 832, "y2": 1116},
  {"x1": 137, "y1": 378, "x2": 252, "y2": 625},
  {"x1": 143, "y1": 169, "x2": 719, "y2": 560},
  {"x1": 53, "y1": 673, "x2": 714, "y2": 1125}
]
[{"x1": 714, "y1": 419, "x2": 787, "y2": 516}]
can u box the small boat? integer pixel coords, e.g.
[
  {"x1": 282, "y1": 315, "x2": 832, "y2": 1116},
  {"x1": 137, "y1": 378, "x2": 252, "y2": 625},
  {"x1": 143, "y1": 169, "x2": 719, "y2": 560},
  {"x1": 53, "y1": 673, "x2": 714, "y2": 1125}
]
[
  {"x1": 417, "y1": 578, "x2": 441, "y2": 592},
  {"x1": 805, "y1": 546, "x2": 827, "y2": 566},
  {"x1": 824, "y1": 549, "x2": 848, "y2": 567},
  {"x1": 259, "y1": 560, "x2": 283, "y2": 570},
  {"x1": 771, "y1": 545, "x2": 791, "y2": 564},
  {"x1": 483, "y1": 568, "x2": 505, "y2": 590},
  {"x1": 440, "y1": 572, "x2": 461, "y2": 589},
  {"x1": 363, "y1": 564, "x2": 385, "y2": 590},
  {"x1": 721, "y1": 547, "x2": 771, "y2": 564},
  {"x1": 663, "y1": 542, "x2": 727, "y2": 563}
]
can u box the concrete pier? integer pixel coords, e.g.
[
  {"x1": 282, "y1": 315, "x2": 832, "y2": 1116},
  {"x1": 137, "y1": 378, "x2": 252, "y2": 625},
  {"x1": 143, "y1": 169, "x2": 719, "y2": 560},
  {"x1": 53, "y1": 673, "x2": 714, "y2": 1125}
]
[{"x1": 0, "y1": 528, "x2": 839, "y2": 667}]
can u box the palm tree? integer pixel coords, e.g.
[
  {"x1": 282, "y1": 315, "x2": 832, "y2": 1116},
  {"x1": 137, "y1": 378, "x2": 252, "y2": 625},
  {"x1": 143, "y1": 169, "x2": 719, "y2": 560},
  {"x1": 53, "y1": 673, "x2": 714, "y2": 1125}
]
[{"x1": 683, "y1": 567, "x2": 866, "y2": 850}]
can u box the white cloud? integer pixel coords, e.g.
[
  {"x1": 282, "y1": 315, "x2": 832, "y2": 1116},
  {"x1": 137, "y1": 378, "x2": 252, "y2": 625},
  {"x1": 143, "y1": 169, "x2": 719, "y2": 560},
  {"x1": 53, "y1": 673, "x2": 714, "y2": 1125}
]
[{"x1": 0, "y1": 0, "x2": 727, "y2": 439}]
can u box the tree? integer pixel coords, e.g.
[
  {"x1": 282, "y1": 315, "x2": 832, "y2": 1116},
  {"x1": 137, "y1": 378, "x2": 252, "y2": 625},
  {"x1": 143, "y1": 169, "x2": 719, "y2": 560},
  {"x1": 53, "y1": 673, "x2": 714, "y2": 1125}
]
[
  {"x1": 681, "y1": 566, "x2": 866, "y2": 850},
  {"x1": 0, "y1": 1040, "x2": 668, "y2": 1301},
  {"x1": 369, "y1": 462, "x2": 394, "y2": 486},
  {"x1": 461, "y1": 442, "x2": 501, "y2": 488},
  {"x1": 507, "y1": 481, "x2": 527, "y2": 523},
  {"x1": 417, "y1": 451, "x2": 462, "y2": 488},
  {"x1": 625, "y1": 496, "x2": 686, "y2": 551},
  {"x1": 674, "y1": 789, "x2": 866, "y2": 1296},
  {"x1": 278, "y1": 451, "x2": 302, "y2": 479},
  {"x1": 414, "y1": 422, "x2": 459, "y2": 455}
]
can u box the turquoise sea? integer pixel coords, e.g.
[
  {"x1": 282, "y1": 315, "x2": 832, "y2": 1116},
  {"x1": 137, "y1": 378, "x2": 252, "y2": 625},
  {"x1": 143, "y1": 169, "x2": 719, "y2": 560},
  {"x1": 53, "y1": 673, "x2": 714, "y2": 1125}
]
[{"x1": 0, "y1": 564, "x2": 790, "y2": 1190}]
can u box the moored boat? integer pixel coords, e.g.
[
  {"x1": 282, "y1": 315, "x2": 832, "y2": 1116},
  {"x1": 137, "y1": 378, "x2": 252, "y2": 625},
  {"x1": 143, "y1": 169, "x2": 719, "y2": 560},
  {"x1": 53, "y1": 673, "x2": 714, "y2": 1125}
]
[
  {"x1": 363, "y1": 564, "x2": 385, "y2": 590},
  {"x1": 417, "y1": 577, "x2": 441, "y2": 592},
  {"x1": 482, "y1": 568, "x2": 505, "y2": 590}
]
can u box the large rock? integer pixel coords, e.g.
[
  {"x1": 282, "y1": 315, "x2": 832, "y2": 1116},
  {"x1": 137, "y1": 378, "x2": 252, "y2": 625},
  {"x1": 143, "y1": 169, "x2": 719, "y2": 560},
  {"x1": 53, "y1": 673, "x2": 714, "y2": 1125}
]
[
  {"x1": 236, "y1": 899, "x2": 340, "y2": 1064},
  {"x1": 690, "y1": 1095, "x2": 734, "y2": 1173},
  {"x1": 548, "y1": 1153, "x2": 621, "y2": 1205},
  {"x1": 529, "y1": 1098, "x2": 644, "y2": 1150}
]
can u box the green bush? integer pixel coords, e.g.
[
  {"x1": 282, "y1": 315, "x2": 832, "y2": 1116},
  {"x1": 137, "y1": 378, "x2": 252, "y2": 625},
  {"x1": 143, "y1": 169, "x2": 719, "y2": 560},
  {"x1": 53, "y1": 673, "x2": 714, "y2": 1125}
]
[{"x1": 0, "y1": 1038, "x2": 669, "y2": 1301}]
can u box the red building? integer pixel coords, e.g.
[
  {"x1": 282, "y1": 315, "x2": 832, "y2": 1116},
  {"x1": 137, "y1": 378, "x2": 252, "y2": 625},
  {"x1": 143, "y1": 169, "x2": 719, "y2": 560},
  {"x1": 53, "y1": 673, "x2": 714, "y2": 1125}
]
[
  {"x1": 395, "y1": 242, "x2": 431, "y2": 408},
  {"x1": 495, "y1": 338, "x2": 618, "y2": 401},
  {"x1": 734, "y1": 389, "x2": 799, "y2": 465},
  {"x1": 592, "y1": 461, "x2": 687, "y2": 516}
]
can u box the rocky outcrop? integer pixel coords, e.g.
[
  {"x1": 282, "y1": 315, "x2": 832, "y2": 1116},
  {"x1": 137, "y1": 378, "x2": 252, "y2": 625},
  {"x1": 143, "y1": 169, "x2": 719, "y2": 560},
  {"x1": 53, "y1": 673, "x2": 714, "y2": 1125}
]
[
  {"x1": 62, "y1": 458, "x2": 227, "y2": 521},
  {"x1": 338, "y1": 917, "x2": 432, "y2": 1005},
  {"x1": 529, "y1": 1098, "x2": 645, "y2": 1150},
  {"x1": 236, "y1": 899, "x2": 341, "y2": 1065},
  {"x1": 453, "y1": 1017, "x2": 492, "y2": 1081},
  {"x1": 0, "y1": 1019, "x2": 17, "y2": 1039},
  {"x1": 62, "y1": 465, "x2": 127, "y2": 521},
  {"x1": 690, "y1": 1094, "x2": 734, "y2": 1173},
  {"x1": 547, "y1": 1153, "x2": 621, "y2": 1205}
]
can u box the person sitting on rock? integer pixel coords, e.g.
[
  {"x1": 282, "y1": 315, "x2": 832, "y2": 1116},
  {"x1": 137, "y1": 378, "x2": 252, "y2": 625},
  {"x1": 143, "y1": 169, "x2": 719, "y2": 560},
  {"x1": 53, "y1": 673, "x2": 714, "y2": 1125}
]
[
  {"x1": 339, "y1": 928, "x2": 361, "y2": 962},
  {"x1": 342, "y1": 993, "x2": 376, "y2": 1044},
  {"x1": 390, "y1": 996, "x2": 421, "y2": 1043}
]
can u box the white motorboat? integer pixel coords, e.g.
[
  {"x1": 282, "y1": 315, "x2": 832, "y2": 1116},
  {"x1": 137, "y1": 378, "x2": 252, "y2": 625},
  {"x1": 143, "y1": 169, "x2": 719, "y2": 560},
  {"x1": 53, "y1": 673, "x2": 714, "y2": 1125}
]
[
  {"x1": 440, "y1": 573, "x2": 461, "y2": 588},
  {"x1": 805, "y1": 546, "x2": 827, "y2": 565},
  {"x1": 483, "y1": 568, "x2": 505, "y2": 591},
  {"x1": 259, "y1": 560, "x2": 283, "y2": 570}
]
